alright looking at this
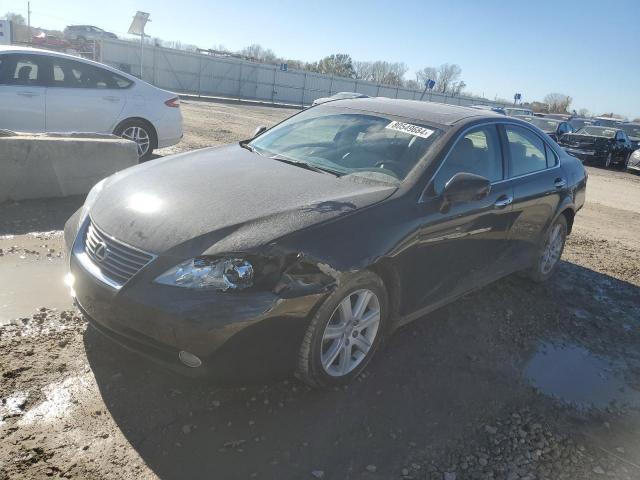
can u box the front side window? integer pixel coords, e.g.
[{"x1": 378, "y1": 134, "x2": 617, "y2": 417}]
[
  {"x1": 49, "y1": 58, "x2": 132, "y2": 89},
  {"x1": 0, "y1": 54, "x2": 46, "y2": 86},
  {"x1": 505, "y1": 125, "x2": 548, "y2": 177},
  {"x1": 249, "y1": 106, "x2": 443, "y2": 183},
  {"x1": 432, "y1": 125, "x2": 503, "y2": 194}
]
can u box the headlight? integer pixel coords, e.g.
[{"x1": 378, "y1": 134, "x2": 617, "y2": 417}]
[
  {"x1": 78, "y1": 178, "x2": 107, "y2": 227},
  {"x1": 154, "y1": 257, "x2": 254, "y2": 290}
]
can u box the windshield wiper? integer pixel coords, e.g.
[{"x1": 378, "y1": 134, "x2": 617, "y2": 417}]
[{"x1": 270, "y1": 155, "x2": 341, "y2": 177}]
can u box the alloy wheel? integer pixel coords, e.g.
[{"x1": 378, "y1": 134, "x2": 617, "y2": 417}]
[
  {"x1": 540, "y1": 223, "x2": 564, "y2": 275},
  {"x1": 121, "y1": 126, "x2": 151, "y2": 158},
  {"x1": 320, "y1": 289, "x2": 381, "y2": 377}
]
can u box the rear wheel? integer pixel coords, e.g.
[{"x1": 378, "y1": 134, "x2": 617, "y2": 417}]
[
  {"x1": 296, "y1": 271, "x2": 388, "y2": 388},
  {"x1": 114, "y1": 119, "x2": 157, "y2": 161},
  {"x1": 526, "y1": 215, "x2": 567, "y2": 282}
]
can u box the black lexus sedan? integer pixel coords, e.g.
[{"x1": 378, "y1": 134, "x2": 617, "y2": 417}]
[
  {"x1": 64, "y1": 99, "x2": 587, "y2": 387},
  {"x1": 558, "y1": 125, "x2": 634, "y2": 168},
  {"x1": 519, "y1": 116, "x2": 574, "y2": 142}
]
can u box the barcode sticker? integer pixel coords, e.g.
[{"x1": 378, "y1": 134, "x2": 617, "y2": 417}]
[{"x1": 385, "y1": 121, "x2": 434, "y2": 139}]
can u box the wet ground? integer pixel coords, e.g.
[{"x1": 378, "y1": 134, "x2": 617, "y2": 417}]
[{"x1": 1, "y1": 99, "x2": 640, "y2": 479}]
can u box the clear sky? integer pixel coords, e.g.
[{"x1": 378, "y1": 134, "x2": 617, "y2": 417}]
[{"x1": 4, "y1": 0, "x2": 639, "y2": 118}]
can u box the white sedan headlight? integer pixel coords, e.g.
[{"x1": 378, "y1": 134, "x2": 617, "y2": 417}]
[{"x1": 154, "y1": 257, "x2": 254, "y2": 290}]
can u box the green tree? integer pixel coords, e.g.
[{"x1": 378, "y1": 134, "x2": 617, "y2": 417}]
[{"x1": 312, "y1": 54, "x2": 355, "y2": 78}]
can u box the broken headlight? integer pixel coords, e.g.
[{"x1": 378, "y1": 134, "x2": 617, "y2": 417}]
[{"x1": 154, "y1": 257, "x2": 254, "y2": 291}]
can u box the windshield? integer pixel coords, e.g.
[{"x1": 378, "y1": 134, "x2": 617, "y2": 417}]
[
  {"x1": 528, "y1": 118, "x2": 560, "y2": 131},
  {"x1": 576, "y1": 126, "x2": 616, "y2": 138},
  {"x1": 248, "y1": 106, "x2": 443, "y2": 183},
  {"x1": 595, "y1": 118, "x2": 621, "y2": 127},
  {"x1": 621, "y1": 124, "x2": 640, "y2": 138}
]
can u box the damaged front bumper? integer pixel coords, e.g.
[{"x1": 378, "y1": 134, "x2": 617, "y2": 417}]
[{"x1": 64, "y1": 213, "x2": 330, "y2": 379}]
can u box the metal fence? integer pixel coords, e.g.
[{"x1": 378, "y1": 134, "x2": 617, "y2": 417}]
[{"x1": 99, "y1": 38, "x2": 508, "y2": 109}]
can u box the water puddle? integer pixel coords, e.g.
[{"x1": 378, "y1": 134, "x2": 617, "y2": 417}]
[
  {"x1": 0, "y1": 232, "x2": 71, "y2": 325},
  {"x1": 525, "y1": 342, "x2": 640, "y2": 410}
]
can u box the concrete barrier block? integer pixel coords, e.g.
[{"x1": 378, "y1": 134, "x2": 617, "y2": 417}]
[{"x1": 0, "y1": 132, "x2": 138, "y2": 202}]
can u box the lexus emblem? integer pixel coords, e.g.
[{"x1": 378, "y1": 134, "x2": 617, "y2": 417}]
[{"x1": 94, "y1": 241, "x2": 109, "y2": 262}]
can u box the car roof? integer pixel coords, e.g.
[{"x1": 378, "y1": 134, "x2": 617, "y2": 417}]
[{"x1": 326, "y1": 97, "x2": 500, "y2": 127}]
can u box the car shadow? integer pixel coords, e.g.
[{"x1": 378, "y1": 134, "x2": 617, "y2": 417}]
[
  {"x1": 0, "y1": 195, "x2": 85, "y2": 236},
  {"x1": 84, "y1": 260, "x2": 640, "y2": 480}
]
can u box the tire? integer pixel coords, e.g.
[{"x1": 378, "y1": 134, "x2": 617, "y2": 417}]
[
  {"x1": 622, "y1": 151, "x2": 631, "y2": 170},
  {"x1": 296, "y1": 270, "x2": 388, "y2": 388},
  {"x1": 603, "y1": 152, "x2": 612, "y2": 168},
  {"x1": 526, "y1": 215, "x2": 568, "y2": 283},
  {"x1": 114, "y1": 119, "x2": 157, "y2": 161}
]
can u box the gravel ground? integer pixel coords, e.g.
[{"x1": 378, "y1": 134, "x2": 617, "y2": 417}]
[{"x1": 1, "y1": 99, "x2": 640, "y2": 480}]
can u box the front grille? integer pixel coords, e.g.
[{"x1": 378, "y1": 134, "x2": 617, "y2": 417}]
[{"x1": 84, "y1": 220, "x2": 154, "y2": 286}]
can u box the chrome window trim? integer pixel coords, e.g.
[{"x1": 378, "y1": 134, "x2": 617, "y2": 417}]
[{"x1": 420, "y1": 119, "x2": 561, "y2": 202}]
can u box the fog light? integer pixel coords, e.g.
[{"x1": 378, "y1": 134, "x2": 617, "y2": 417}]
[{"x1": 178, "y1": 350, "x2": 202, "y2": 368}]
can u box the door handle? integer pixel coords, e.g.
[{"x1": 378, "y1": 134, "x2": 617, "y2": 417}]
[
  {"x1": 17, "y1": 91, "x2": 38, "y2": 97},
  {"x1": 554, "y1": 178, "x2": 567, "y2": 189},
  {"x1": 494, "y1": 195, "x2": 513, "y2": 208},
  {"x1": 102, "y1": 96, "x2": 120, "y2": 102}
]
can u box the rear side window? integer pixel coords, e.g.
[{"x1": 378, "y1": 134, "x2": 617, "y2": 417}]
[
  {"x1": 545, "y1": 144, "x2": 558, "y2": 168},
  {"x1": 433, "y1": 125, "x2": 503, "y2": 194},
  {"x1": 0, "y1": 54, "x2": 47, "y2": 86},
  {"x1": 505, "y1": 125, "x2": 548, "y2": 177},
  {"x1": 49, "y1": 58, "x2": 132, "y2": 89}
]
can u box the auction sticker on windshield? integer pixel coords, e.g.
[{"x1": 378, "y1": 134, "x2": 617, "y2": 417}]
[{"x1": 385, "y1": 121, "x2": 435, "y2": 139}]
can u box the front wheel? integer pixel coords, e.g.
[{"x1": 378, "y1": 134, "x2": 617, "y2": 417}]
[
  {"x1": 296, "y1": 271, "x2": 388, "y2": 388},
  {"x1": 114, "y1": 120, "x2": 156, "y2": 161},
  {"x1": 603, "y1": 152, "x2": 612, "y2": 168},
  {"x1": 526, "y1": 215, "x2": 567, "y2": 282}
]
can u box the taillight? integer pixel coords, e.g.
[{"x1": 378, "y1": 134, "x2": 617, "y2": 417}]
[{"x1": 164, "y1": 97, "x2": 180, "y2": 108}]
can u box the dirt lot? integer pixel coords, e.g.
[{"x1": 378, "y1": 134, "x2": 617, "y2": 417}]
[{"x1": 1, "y1": 99, "x2": 640, "y2": 480}]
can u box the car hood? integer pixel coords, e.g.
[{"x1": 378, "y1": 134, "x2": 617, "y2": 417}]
[{"x1": 89, "y1": 145, "x2": 396, "y2": 256}]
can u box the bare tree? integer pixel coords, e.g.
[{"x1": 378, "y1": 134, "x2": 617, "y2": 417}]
[
  {"x1": 436, "y1": 63, "x2": 462, "y2": 94},
  {"x1": 451, "y1": 81, "x2": 467, "y2": 96},
  {"x1": 353, "y1": 61, "x2": 408, "y2": 86},
  {"x1": 415, "y1": 67, "x2": 438, "y2": 86},
  {"x1": 239, "y1": 44, "x2": 278, "y2": 64},
  {"x1": 4, "y1": 12, "x2": 25, "y2": 24},
  {"x1": 543, "y1": 93, "x2": 573, "y2": 113},
  {"x1": 577, "y1": 108, "x2": 590, "y2": 117},
  {"x1": 415, "y1": 64, "x2": 463, "y2": 94}
]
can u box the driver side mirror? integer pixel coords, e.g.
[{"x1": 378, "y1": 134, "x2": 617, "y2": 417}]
[
  {"x1": 442, "y1": 172, "x2": 491, "y2": 206},
  {"x1": 253, "y1": 125, "x2": 267, "y2": 138}
]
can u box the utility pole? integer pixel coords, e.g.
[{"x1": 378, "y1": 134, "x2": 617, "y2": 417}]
[{"x1": 27, "y1": 1, "x2": 31, "y2": 38}]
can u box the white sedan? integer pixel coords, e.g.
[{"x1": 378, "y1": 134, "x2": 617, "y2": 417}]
[{"x1": 0, "y1": 45, "x2": 182, "y2": 159}]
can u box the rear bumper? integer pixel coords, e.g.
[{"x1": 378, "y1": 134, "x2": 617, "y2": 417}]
[{"x1": 155, "y1": 108, "x2": 183, "y2": 148}]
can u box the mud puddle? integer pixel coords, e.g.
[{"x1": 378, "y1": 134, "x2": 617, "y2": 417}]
[
  {"x1": 525, "y1": 342, "x2": 640, "y2": 410},
  {"x1": 0, "y1": 233, "x2": 71, "y2": 325}
]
